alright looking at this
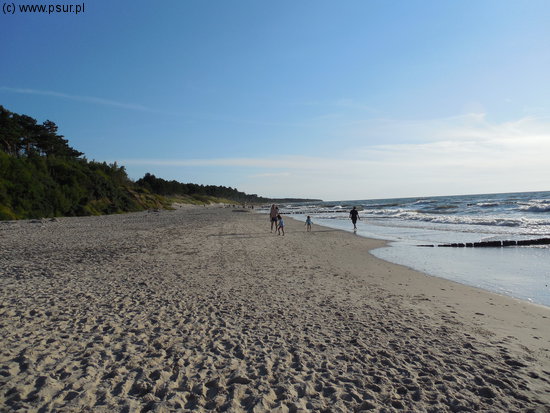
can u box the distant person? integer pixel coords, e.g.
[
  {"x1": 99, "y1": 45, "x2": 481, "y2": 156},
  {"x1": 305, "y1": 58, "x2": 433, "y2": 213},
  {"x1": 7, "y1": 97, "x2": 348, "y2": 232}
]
[
  {"x1": 277, "y1": 214, "x2": 285, "y2": 236},
  {"x1": 305, "y1": 216, "x2": 312, "y2": 232},
  {"x1": 349, "y1": 206, "x2": 360, "y2": 230},
  {"x1": 269, "y1": 204, "x2": 279, "y2": 232}
]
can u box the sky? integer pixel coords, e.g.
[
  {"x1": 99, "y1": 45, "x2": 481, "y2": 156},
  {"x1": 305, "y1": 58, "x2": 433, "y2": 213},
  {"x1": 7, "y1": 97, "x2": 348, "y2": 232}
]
[{"x1": 2, "y1": 0, "x2": 550, "y2": 200}]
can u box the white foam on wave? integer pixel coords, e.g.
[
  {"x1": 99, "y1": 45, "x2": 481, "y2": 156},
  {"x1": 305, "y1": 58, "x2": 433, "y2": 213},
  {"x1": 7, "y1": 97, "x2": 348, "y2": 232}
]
[
  {"x1": 274, "y1": 191, "x2": 550, "y2": 237},
  {"x1": 519, "y1": 200, "x2": 550, "y2": 213}
]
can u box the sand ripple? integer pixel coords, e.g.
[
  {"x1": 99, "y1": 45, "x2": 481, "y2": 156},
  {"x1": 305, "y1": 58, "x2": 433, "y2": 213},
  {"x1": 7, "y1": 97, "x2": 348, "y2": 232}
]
[{"x1": 1, "y1": 208, "x2": 549, "y2": 412}]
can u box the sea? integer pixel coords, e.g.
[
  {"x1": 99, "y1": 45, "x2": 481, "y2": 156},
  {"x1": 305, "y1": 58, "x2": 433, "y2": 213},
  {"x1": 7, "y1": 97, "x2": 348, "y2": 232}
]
[{"x1": 267, "y1": 191, "x2": 550, "y2": 308}]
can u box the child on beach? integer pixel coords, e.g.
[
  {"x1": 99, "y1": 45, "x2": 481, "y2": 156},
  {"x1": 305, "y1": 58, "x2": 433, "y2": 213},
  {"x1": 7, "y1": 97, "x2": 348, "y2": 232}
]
[
  {"x1": 277, "y1": 214, "x2": 285, "y2": 236},
  {"x1": 305, "y1": 216, "x2": 312, "y2": 232}
]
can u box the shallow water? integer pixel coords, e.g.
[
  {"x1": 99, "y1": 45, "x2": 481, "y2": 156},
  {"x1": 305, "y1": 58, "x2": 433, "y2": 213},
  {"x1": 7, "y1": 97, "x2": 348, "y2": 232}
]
[
  {"x1": 275, "y1": 191, "x2": 550, "y2": 308},
  {"x1": 296, "y1": 216, "x2": 550, "y2": 307}
]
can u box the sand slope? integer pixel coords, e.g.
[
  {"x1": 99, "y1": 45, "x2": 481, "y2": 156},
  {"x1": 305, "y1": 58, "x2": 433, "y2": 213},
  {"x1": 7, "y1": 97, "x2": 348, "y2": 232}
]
[{"x1": 1, "y1": 207, "x2": 549, "y2": 412}]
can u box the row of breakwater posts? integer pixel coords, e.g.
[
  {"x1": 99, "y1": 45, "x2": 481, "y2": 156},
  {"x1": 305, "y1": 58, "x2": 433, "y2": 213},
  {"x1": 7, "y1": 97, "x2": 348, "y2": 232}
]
[{"x1": 418, "y1": 238, "x2": 550, "y2": 248}]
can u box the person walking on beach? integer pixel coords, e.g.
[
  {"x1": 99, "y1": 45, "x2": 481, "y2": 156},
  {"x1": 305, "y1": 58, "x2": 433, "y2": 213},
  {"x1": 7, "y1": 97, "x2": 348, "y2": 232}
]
[
  {"x1": 349, "y1": 206, "x2": 360, "y2": 230},
  {"x1": 269, "y1": 204, "x2": 279, "y2": 232},
  {"x1": 277, "y1": 214, "x2": 285, "y2": 236},
  {"x1": 305, "y1": 216, "x2": 312, "y2": 232}
]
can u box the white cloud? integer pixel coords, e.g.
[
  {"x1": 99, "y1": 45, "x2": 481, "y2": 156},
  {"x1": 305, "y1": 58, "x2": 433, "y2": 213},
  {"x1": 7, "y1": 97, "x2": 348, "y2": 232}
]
[
  {"x1": 121, "y1": 157, "x2": 325, "y2": 169},
  {"x1": 251, "y1": 172, "x2": 292, "y2": 178},
  {"x1": 0, "y1": 87, "x2": 154, "y2": 112},
  {"x1": 120, "y1": 114, "x2": 550, "y2": 200}
]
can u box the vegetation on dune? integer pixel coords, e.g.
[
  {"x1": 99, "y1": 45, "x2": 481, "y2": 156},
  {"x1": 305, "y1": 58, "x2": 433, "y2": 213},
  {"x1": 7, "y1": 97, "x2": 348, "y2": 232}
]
[
  {"x1": 0, "y1": 147, "x2": 168, "y2": 220},
  {"x1": 136, "y1": 173, "x2": 271, "y2": 205},
  {"x1": 0, "y1": 106, "x2": 317, "y2": 220}
]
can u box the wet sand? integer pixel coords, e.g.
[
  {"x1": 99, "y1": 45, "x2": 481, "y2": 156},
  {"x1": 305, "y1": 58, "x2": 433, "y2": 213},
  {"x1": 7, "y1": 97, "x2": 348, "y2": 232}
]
[{"x1": 1, "y1": 206, "x2": 549, "y2": 412}]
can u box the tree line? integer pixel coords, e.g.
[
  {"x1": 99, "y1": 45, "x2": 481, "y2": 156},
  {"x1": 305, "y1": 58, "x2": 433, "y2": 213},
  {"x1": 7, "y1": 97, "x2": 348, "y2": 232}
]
[
  {"x1": 0, "y1": 104, "x2": 167, "y2": 219},
  {"x1": 136, "y1": 173, "x2": 272, "y2": 204},
  {"x1": 0, "y1": 106, "x2": 316, "y2": 220},
  {"x1": 0, "y1": 106, "x2": 82, "y2": 158}
]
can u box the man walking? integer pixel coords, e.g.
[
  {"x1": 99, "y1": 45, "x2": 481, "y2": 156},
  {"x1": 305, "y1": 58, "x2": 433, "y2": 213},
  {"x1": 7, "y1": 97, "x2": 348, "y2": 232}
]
[{"x1": 349, "y1": 206, "x2": 360, "y2": 230}]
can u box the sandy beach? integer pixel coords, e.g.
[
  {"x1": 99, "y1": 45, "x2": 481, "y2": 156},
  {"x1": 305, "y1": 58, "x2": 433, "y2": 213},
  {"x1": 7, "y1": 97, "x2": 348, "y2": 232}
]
[{"x1": 1, "y1": 206, "x2": 549, "y2": 412}]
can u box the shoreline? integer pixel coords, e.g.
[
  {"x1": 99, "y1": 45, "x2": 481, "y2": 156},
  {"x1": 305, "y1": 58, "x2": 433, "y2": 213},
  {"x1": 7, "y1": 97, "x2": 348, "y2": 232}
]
[
  {"x1": 285, "y1": 213, "x2": 550, "y2": 359},
  {"x1": 1, "y1": 206, "x2": 549, "y2": 411},
  {"x1": 286, "y1": 212, "x2": 550, "y2": 309},
  {"x1": 287, "y1": 213, "x2": 548, "y2": 299}
]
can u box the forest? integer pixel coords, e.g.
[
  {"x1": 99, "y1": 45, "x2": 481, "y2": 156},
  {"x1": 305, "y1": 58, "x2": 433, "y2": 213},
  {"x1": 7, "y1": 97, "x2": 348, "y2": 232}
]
[{"x1": 0, "y1": 106, "x2": 312, "y2": 220}]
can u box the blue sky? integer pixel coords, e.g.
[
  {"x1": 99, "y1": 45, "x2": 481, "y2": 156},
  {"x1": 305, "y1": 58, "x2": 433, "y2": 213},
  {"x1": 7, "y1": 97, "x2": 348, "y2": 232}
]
[{"x1": 2, "y1": 0, "x2": 550, "y2": 200}]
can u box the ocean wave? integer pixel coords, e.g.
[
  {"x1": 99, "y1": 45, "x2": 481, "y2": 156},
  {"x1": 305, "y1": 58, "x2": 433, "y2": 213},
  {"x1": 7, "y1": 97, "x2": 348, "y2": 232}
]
[
  {"x1": 518, "y1": 201, "x2": 550, "y2": 213},
  {"x1": 277, "y1": 191, "x2": 550, "y2": 233},
  {"x1": 397, "y1": 214, "x2": 521, "y2": 227},
  {"x1": 397, "y1": 214, "x2": 550, "y2": 229},
  {"x1": 412, "y1": 199, "x2": 437, "y2": 205},
  {"x1": 365, "y1": 202, "x2": 402, "y2": 209},
  {"x1": 297, "y1": 208, "x2": 550, "y2": 229},
  {"x1": 476, "y1": 202, "x2": 500, "y2": 208},
  {"x1": 420, "y1": 205, "x2": 459, "y2": 213}
]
